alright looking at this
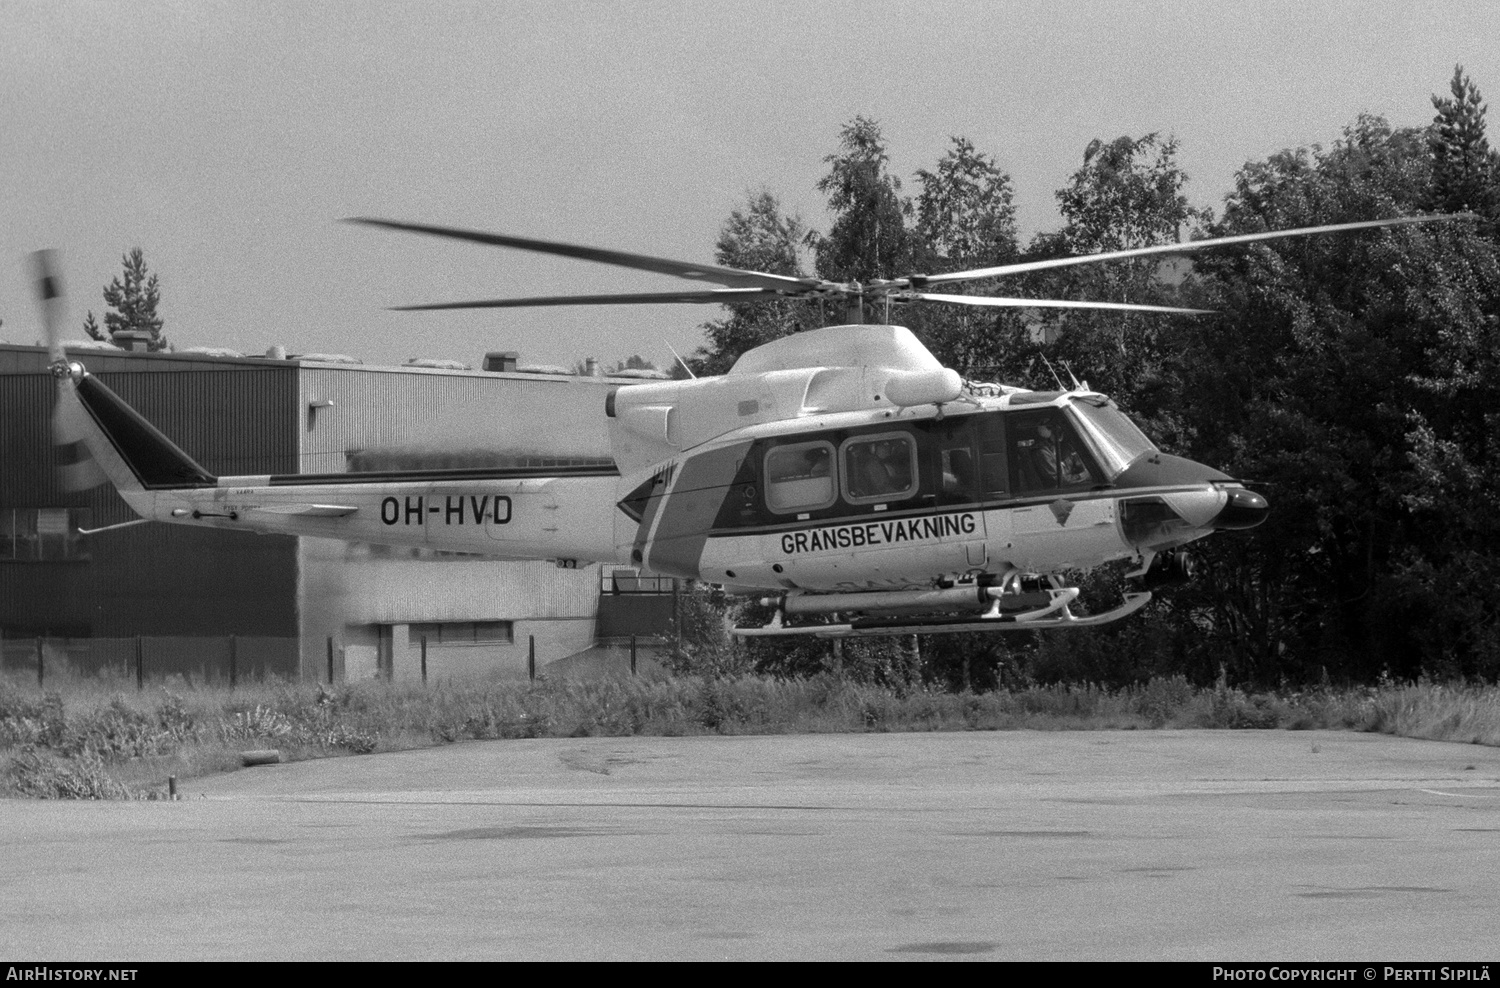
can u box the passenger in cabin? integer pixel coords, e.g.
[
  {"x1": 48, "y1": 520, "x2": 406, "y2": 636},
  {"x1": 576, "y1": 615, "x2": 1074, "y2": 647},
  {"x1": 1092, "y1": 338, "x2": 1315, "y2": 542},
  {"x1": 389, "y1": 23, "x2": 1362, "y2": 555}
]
[
  {"x1": 942, "y1": 448, "x2": 974, "y2": 495},
  {"x1": 850, "y1": 439, "x2": 910, "y2": 499},
  {"x1": 804, "y1": 447, "x2": 831, "y2": 477},
  {"x1": 878, "y1": 440, "x2": 911, "y2": 490}
]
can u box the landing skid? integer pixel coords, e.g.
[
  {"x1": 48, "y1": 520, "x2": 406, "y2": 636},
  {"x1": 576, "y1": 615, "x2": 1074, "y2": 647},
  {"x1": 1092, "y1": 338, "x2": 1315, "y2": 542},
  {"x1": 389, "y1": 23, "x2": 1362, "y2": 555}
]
[{"x1": 734, "y1": 591, "x2": 1153, "y2": 639}]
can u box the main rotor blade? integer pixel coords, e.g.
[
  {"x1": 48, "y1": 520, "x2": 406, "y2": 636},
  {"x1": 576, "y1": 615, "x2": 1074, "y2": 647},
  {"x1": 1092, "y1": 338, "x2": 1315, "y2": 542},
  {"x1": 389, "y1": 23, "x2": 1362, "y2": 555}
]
[
  {"x1": 911, "y1": 293, "x2": 1214, "y2": 315},
  {"x1": 347, "y1": 217, "x2": 821, "y2": 293},
  {"x1": 910, "y1": 214, "x2": 1464, "y2": 288},
  {"x1": 390, "y1": 288, "x2": 785, "y2": 311}
]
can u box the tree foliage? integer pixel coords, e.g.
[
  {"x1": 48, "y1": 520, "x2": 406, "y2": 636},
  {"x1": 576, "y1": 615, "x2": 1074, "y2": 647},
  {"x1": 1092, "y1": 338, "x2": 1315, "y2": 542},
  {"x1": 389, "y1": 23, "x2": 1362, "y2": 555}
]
[
  {"x1": 1149, "y1": 112, "x2": 1500, "y2": 683},
  {"x1": 1429, "y1": 65, "x2": 1500, "y2": 221},
  {"x1": 913, "y1": 136, "x2": 1019, "y2": 272},
  {"x1": 905, "y1": 137, "x2": 1022, "y2": 374},
  {"x1": 676, "y1": 77, "x2": 1500, "y2": 687},
  {"x1": 691, "y1": 190, "x2": 815, "y2": 375},
  {"x1": 89, "y1": 248, "x2": 166, "y2": 352},
  {"x1": 806, "y1": 116, "x2": 917, "y2": 289},
  {"x1": 995, "y1": 133, "x2": 1210, "y2": 450}
]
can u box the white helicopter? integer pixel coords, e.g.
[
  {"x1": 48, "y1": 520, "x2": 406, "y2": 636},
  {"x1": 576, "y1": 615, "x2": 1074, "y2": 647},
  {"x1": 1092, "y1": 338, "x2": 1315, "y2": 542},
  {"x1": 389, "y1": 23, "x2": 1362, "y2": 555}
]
[{"x1": 36, "y1": 213, "x2": 1454, "y2": 638}]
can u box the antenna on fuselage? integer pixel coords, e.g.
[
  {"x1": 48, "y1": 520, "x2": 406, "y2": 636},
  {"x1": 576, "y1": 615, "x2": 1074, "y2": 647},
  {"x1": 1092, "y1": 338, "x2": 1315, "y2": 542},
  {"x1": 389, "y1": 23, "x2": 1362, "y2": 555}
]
[
  {"x1": 665, "y1": 341, "x2": 696, "y2": 380},
  {"x1": 1039, "y1": 352, "x2": 1066, "y2": 391}
]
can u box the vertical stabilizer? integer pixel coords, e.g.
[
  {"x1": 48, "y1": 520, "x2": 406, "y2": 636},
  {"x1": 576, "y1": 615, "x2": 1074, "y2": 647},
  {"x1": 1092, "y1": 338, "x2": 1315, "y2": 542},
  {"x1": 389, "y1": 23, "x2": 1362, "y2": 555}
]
[{"x1": 33, "y1": 250, "x2": 214, "y2": 495}]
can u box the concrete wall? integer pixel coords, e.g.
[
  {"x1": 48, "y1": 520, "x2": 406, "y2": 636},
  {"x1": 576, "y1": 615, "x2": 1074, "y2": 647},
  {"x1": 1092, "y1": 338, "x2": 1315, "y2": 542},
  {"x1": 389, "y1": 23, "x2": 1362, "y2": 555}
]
[{"x1": 298, "y1": 537, "x2": 601, "y2": 679}]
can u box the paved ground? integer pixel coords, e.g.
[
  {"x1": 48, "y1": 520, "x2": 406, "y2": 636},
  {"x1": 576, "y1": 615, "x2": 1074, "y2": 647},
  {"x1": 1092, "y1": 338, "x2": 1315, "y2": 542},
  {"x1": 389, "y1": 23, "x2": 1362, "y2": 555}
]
[{"x1": 4, "y1": 729, "x2": 1499, "y2": 961}]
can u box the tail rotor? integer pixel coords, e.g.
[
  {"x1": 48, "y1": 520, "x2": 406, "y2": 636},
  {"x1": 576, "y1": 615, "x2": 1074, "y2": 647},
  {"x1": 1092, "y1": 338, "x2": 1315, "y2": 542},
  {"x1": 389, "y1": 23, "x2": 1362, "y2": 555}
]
[{"x1": 33, "y1": 250, "x2": 107, "y2": 492}]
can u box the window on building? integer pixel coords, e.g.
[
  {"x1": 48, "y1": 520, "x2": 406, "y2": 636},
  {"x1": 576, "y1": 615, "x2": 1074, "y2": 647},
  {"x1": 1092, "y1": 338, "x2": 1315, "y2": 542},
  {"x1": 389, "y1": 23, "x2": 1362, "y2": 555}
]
[
  {"x1": 0, "y1": 508, "x2": 90, "y2": 562},
  {"x1": 603, "y1": 567, "x2": 674, "y2": 594},
  {"x1": 408, "y1": 621, "x2": 514, "y2": 646},
  {"x1": 764, "y1": 441, "x2": 836, "y2": 514}
]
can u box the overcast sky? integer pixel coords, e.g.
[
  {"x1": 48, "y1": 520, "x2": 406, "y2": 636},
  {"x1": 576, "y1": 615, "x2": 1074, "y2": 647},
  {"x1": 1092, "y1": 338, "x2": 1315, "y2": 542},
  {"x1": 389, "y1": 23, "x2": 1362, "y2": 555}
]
[{"x1": 3, "y1": 1, "x2": 1498, "y2": 370}]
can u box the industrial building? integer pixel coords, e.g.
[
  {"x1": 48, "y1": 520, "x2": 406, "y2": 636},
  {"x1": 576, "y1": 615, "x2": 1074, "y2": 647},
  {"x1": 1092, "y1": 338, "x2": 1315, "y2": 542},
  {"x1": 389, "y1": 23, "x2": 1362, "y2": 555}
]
[{"x1": 0, "y1": 342, "x2": 675, "y2": 683}]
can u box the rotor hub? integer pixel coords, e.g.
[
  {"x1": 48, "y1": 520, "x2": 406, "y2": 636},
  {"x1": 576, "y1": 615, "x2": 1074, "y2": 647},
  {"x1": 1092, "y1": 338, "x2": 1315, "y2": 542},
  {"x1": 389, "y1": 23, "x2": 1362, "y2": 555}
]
[{"x1": 49, "y1": 359, "x2": 85, "y2": 383}]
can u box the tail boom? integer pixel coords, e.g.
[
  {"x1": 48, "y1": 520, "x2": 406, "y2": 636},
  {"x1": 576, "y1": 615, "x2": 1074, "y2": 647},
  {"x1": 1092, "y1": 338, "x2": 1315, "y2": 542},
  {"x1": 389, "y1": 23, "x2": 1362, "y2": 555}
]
[
  {"x1": 143, "y1": 475, "x2": 620, "y2": 561},
  {"x1": 53, "y1": 360, "x2": 620, "y2": 562}
]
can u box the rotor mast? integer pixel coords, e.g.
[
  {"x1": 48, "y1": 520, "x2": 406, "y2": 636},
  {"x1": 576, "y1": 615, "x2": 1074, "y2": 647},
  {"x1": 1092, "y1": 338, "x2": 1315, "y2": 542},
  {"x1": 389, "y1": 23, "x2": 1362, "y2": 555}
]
[{"x1": 844, "y1": 282, "x2": 864, "y2": 324}]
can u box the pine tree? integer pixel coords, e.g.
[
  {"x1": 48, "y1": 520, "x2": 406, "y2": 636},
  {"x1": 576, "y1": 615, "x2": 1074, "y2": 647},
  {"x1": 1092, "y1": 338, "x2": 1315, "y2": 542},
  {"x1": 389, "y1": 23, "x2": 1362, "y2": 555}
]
[
  {"x1": 81, "y1": 310, "x2": 106, "y2": 342},
  {"x1": 99, "y1": 248, "x2": 167, "y2": 351},
  {"x1": 1429, "y1": 65, "x2": 1499, "y2": 220}
]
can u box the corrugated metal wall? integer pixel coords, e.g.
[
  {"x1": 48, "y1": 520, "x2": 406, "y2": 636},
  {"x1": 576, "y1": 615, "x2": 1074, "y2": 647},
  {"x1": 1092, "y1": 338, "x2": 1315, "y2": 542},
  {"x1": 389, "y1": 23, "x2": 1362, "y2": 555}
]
[
  {"x1": 0, "y1": 346, "x2": 300, "y2": 638},
  {"x1": 296, "y1": 364, "x2": 616, "y2": 473}
]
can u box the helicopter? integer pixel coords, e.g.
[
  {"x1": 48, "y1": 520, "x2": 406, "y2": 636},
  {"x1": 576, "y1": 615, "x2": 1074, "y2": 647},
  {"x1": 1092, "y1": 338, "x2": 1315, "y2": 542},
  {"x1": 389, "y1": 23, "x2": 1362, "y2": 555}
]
[{"x1": 34, "y1": 212, "x2": 1457, "y2": 638}]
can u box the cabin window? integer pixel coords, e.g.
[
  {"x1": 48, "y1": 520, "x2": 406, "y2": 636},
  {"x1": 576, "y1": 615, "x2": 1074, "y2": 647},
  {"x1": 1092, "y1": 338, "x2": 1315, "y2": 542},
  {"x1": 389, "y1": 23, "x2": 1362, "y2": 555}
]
[
  {"x1": 764, "y1": 441, "x2": 836, "y2": 513},
  {"x1": 1008, "y1": 411, "x2": 1100, "y2": 494},
  {"x1": 940, "y1": 448, "x2": 974, "y2": 496},
  {"x1": 841, "y1": 432, "x2": 917, "y2": 504},
  {"x1": 928, "y1": 417, "x2": 979, "y2": 506}
]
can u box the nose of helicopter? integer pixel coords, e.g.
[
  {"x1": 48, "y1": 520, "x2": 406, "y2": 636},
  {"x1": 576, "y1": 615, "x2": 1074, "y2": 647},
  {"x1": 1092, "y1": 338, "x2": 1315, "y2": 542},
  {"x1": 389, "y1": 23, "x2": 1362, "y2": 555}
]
[{"x1": 1211, "y1": 487, "x2": 1269, "y2": 530}]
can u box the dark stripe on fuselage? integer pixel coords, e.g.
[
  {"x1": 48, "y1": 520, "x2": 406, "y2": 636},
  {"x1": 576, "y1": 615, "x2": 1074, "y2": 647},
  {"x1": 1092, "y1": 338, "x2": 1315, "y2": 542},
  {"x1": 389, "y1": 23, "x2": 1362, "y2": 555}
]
[
  {"x1": 645, "y1": 444, "x2": 748, "y2": 579},
  {"x1": 630, "y1": 464, "x2": 673, "y2": 566},
  {"x1": 705, "y1": 485, "x2": 1217, "y2": 539},
  {"x1": 266, "y1": 463, "x2": 619, "y2": 486}
]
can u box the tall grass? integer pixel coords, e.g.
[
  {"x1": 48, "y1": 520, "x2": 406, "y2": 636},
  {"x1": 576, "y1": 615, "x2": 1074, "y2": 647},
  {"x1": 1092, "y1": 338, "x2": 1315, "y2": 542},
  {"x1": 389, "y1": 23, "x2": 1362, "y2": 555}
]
[{"x1": 4, "y1": 672, "x2": 1499, "y2": 799}]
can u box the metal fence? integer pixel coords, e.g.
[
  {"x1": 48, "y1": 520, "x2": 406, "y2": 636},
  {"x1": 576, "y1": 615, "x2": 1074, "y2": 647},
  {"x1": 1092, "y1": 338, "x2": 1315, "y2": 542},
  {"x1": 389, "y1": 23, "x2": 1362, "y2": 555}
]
[{"x1": 0, "y1": 636, "x2": 300, "y2": 687}]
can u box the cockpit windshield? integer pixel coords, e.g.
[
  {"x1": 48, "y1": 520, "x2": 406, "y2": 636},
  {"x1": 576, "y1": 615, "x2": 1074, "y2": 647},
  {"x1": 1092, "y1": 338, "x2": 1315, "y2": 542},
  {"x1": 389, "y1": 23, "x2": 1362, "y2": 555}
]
[{"x1": 1068, "y1": 396, "x2": 1157, "y2": 476}]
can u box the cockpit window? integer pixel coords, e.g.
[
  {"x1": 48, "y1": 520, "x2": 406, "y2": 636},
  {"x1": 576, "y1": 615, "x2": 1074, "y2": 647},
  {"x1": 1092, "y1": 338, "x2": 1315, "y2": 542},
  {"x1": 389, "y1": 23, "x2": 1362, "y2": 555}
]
[
  {"x1": 1068, "y1": 397, "x2": 1157, "y2": 475},
  {"x1": 1009, "y1": 411, "x2": 1099, "y2": 494}
]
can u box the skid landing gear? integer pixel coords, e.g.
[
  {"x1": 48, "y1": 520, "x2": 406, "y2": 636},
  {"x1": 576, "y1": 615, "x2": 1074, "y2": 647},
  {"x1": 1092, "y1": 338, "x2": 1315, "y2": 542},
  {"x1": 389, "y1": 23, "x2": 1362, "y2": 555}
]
[{"x1": 734, "y1": 574, "x2": 1152, "y2": 639}]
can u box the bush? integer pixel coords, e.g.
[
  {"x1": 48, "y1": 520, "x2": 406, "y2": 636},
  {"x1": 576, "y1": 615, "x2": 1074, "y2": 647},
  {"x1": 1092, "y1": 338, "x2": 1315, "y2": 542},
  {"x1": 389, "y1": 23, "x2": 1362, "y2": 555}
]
[
  {"x1": 1133, "y1": 675, "x2": 1195, "y2": 727},
  {"x1": 9, "y1": 746, "x2": 131, "y2": 800}
]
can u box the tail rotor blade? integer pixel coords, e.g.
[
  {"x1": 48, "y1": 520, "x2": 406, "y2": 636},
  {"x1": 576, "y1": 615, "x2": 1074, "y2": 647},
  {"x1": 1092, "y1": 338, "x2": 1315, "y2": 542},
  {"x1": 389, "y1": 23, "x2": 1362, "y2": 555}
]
[
  {"x1": 33, "y1": 250, "x2": 108, "y2": 492},
  {"x1": 32, "y1": 250, "x2": 66, "y2": 364}
]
